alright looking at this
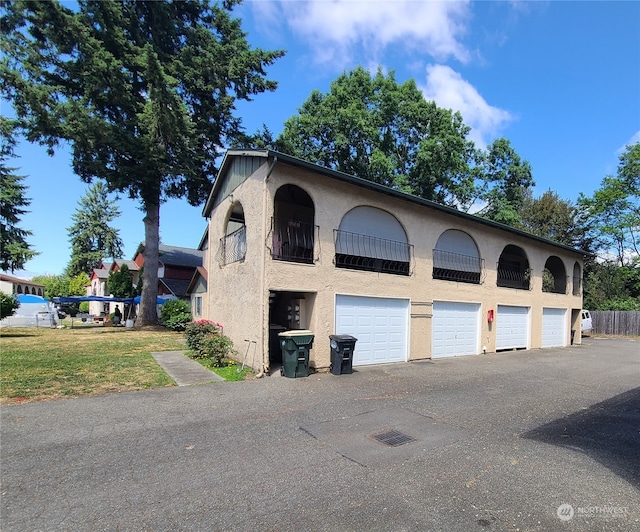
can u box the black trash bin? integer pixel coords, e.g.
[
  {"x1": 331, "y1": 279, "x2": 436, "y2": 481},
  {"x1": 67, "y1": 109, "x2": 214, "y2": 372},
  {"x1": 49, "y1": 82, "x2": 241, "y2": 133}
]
[
  {"x1": 329, "y1": 334, "x2": 358, "y2": 375},
  {"x1": 278, "y1": 330, "x2": 314, "y2": 378}
]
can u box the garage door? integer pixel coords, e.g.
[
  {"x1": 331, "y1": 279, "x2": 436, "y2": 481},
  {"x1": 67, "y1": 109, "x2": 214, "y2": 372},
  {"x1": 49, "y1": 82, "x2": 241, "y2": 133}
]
[
  {"x1": 432, "y1": 302, "x2": 480, "y2": 358},
  {"x1": 542, "y1": 308, "x2": 566, "y2": 347},
  {"x1": 335, "y1": 295, "x2": 409, "y2": 366},
  {"x1": 496, "y1": 305, "x2": 529, "y2": 350}
]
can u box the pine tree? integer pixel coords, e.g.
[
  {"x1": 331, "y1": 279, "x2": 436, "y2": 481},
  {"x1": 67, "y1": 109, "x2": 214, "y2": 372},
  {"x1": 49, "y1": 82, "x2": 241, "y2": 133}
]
[
  {"x1": 66, "y1": 182, "x2": 124, "y2": 277},
  {"x1": 2, "y1": 1, "x2": 284, "y2": 324},
  {"x1": 0, "y1": 118, "x2": 37, "y2": 272}
]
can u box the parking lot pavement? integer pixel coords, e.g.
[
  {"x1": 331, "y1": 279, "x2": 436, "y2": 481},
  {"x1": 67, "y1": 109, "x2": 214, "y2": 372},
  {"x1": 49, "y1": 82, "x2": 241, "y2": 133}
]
[{"x1": 1, "y1": 337, "x2": 638, "y2": 531}]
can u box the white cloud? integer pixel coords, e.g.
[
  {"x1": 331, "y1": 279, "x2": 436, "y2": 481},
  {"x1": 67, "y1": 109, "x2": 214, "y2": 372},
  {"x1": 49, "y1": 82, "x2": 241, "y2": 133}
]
[
  {"x1": 254, "y1": 0, "x2": 472, "y2": 67},
  {"x1": 618, "y1": 130, "x2": 640, "y2": 153},
  {"x1": 419, "y1": 64, "x2": 512, "y2": 147}
]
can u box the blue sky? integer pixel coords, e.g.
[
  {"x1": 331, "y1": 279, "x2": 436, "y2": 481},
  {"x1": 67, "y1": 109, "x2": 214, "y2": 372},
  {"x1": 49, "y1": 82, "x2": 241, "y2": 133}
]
[{"x1": 7, "y1": 0, "x2": 640, "y2": 278}]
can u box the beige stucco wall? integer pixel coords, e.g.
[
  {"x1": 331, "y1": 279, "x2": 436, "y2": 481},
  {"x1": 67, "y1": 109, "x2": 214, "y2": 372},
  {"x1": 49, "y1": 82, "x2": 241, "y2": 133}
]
[{"x1": 207, "y1": 158, "x2": 584, "y2": 373}]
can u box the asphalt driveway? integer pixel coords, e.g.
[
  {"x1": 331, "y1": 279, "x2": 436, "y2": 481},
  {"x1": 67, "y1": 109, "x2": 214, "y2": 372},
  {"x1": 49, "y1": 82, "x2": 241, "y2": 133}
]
[{"x1": 1, "y1": 337, "x2": 638, "y2": 531}]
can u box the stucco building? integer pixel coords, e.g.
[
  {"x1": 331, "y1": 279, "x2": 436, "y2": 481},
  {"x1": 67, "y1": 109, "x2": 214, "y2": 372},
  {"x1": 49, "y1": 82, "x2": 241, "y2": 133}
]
[{"x1": 203, "y1": 150, "x2": 586, "y2": 374}]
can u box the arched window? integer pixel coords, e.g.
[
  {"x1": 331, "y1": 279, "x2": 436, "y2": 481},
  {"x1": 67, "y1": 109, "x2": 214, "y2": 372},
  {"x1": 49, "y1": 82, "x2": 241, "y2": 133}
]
[
  {"x1": 218, "y1": 202, "x2": 246, "y2": 265},
  {"x1": 272, "y1": 184, "x2": 316, "y2": 264},
  {"x1": 543, "y1": 256, "x2": 567, "y2": 294},
  {"x1": 433, "y1": 230, "x2": 483, "y2": 284},
  {"x1": 335, "y1": 206, "x2": 411, "y2": 275},
  {"x1": 16, "y1": 285, "x2": 23, "y2": 294},
  {"x1": 497, "y1": 245, "x2": 531, "y2": 290},
  {"x1": 572, "y1": 262, "x2": 582, "y2": 296}
]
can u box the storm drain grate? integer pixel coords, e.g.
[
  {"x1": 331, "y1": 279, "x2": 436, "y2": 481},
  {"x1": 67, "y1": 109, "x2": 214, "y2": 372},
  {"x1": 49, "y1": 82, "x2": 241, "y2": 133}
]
[{"x1": 372, "y1": 429, "x2": 416, "y2": 447}]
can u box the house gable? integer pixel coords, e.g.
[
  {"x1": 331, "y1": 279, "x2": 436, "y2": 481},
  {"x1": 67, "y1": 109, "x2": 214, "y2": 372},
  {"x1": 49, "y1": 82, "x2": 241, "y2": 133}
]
[{"x1": 203, "y1": 150, "x2": 268, "y2": 217}]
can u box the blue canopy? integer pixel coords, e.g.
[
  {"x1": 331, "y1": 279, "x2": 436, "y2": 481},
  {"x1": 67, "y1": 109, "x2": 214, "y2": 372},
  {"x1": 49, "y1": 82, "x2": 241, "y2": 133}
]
[
  {"x1": 54, "y1": 295, "x2": 168, "y2": 305},
  {"x1": 17, "y1": 294, "x2": 50, "y2": 304},
  {"x1": 54, "y1": 295, "x2": 135, "y2": 304},
  {"x1": 133, "y1": 295, "x2": 168, "y2": 304}
]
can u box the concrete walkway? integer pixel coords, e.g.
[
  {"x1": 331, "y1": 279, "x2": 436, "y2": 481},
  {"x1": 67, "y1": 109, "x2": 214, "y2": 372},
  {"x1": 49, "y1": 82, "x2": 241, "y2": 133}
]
[{"x1": 151, "y1": 351, "x2": 224, "y2": 386}]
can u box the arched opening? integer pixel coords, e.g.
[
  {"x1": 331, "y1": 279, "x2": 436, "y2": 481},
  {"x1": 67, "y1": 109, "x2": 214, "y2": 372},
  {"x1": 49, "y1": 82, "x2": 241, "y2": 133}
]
[
  {"x1": 272, "y1": 184, "x2": 316, "y2": 264},
  {"x1": 31, "y1": 287, "x2": 37, "y2": 294},
  {"x1": 16, "y1": 285, "x2": 23, "y2": 294},
  {"x1": 218, "y1": 202, "x2": 246, "y2": 265},
  {"x1": 433, "y1": 229, "x2": 483, "y2": 284},
  {"x1": 335, "y1": 206, "x2": 411, "y2": 275},
  {"x1": 572, "y1": 262, "x2": 582, "y2": 296},
  {"x1": 543, "y1": 256, "x2": 567, "y2": 294},
  {"x1": 497, "y1": 245, "x2": 531, "y2": 290}
]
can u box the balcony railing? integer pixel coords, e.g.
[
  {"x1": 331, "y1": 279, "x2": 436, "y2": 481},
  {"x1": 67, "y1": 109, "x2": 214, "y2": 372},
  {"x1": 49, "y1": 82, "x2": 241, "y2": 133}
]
[
  {"x1": 271, "y1": 219, "x2": 317, "y2": 264},
  {"x1": 334, "y1": 229, "x2": 412, "y2": 276},
  {"x1": 543, "y1": 273, "x2": 569, "y2": 294},
  {"x1": 432, "y1": 249, "x2": 483, "y2": 284},
  {"x1": 217, "y1": 225, "x2": 247, "y2": 266},
  {"x1": 497, "y1": 264, "x2": 531, "y2": 290}
]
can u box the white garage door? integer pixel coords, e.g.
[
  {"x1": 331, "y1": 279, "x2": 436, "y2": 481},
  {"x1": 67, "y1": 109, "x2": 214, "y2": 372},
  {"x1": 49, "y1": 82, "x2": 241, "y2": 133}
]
[
  {"x1": 432, "y1": 302, "x2": 480, "y2": 358},
  {"x1": 542, "y1": 308, "x2": 566, "y2": 347},
  {"x1": 496, "y1": 305, "x2": 529, "y2": 350},
  {"x1": 335, "y1": 295, "x2": 409, "y2": 366}
]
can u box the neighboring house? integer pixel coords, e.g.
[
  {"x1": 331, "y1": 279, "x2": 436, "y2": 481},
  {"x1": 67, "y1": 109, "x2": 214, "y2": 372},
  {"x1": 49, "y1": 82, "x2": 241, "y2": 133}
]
[
  {"x1": 0, "y1": 273, "x2": 45, "y2": 297},
  {"x1": 86, "y1": 260, "x2": 139, "y2": 316},
  {"x1": 203, "y1": 149, "x2": 587, "y2": 375},
  {"x1": 186, "y1": 229, "x2": 209, "y2": 320},
  {"x1": 132, "y1": 244, "x2": 203, "y2": 301},
  {"x1": 87, "y1": 262, "x2": 111, "y2": 316}
]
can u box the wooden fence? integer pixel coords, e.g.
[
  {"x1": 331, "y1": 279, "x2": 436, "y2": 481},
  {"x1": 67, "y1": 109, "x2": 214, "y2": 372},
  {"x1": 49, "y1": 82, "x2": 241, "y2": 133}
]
[{"x1": 591, "y1": 311, "x2": 640, "y2": 336}]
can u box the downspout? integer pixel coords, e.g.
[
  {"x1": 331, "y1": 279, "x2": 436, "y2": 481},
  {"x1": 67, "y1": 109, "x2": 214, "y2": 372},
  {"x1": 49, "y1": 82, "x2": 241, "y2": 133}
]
[{"x1": 255, "y1": 155, "x2": 278, "y2": 378}]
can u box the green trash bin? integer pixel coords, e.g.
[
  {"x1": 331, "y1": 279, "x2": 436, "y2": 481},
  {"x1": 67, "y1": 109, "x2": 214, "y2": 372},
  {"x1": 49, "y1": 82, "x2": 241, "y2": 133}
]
[{"x1": 278, "y1": 330, "x2": 314, "y2": 378}]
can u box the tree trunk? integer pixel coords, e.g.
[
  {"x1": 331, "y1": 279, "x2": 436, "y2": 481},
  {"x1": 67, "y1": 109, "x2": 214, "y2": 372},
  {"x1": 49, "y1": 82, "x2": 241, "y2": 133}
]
[{"x1": 137, "y1": 198, "x2": 160, "y2": 326}]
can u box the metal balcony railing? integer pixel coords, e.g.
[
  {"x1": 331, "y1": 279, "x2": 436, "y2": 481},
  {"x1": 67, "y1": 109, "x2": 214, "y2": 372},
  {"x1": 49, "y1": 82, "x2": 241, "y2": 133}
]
[
  {"x1": 543, "y1": 274, "x2": 569, "y2": 294},
  {"x1": 334, "y1": 229, "x2": 412, "y2": 276},
  {"x1": 497, "y1": 264, "x2": 531, "y2": 290},
  {"x1": 217, "y1": 225, "x2": 247, "y2": 266},
  {"x1": 271, "y1": 219, "x2": 317, "y2": 264},
  {"x1": 432, "y1": 249, "x2": 483, "y2": 284}
]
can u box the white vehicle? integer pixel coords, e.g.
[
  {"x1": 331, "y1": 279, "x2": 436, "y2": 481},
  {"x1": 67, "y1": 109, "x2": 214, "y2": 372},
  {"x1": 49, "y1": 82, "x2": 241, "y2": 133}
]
[{"x1": 581, "y1": 310, "x2": 593, "y2": 334}]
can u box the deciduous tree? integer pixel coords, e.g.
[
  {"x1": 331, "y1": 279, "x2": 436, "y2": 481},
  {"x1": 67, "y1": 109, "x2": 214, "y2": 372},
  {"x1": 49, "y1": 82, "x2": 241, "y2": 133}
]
[
  {"x1": 1, "y1": 0, "x2": 284, "y2": 324},
  {"x1": 518, "y1": 189, "x2": 594, "y2": 252},
  {"x1": 577, "y1": 143, "x2": 640, "y2": 265},
  {"x1": 477, "y1": 138, "x2": 535, "y2": 226},
  {"x1": 250, "y1": 67, "x2": 480, "y2": 209}
]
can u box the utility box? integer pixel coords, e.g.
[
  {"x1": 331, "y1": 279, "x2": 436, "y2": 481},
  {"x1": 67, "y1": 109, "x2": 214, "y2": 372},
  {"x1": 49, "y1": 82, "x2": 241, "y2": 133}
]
[
  {"x1": 279, "y1": 330, "x2": 314, "y2": 378},
  {"x1": 329, "y1": 335, "x2": 358, "y2": 375}
]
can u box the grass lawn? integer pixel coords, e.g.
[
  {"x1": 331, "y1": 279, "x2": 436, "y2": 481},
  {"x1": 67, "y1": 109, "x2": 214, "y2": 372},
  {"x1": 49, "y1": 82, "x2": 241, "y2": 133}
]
[{"x1": 0, "y1": 324, "x2": 239, "y2": 404}]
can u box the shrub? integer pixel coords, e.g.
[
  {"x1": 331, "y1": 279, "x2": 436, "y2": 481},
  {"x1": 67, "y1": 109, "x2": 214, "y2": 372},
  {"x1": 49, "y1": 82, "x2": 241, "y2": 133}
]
[
  {"x1": 0, "y1": 291, "x2": 19, "y2": 319},
  {"x1": 184, "y1": 320, "x2": 221, "y2": 356},
  {"x1": 201, "y1": 333, "x2": 236, "y2": 367},
  {"x1": 160, "y1": 299, "x2": 192, "y2": 331},
  {"x1": 184, "y1": 320, "x2": 234, "y2": 366},
  {"x1": 79, "y1": 301, "x2": 89, "y2": 313}
]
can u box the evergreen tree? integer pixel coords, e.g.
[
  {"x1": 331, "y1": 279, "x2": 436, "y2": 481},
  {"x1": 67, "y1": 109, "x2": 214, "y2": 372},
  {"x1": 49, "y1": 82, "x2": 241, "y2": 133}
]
[
  {"x1": 0, "y1": 118, "x2": 37, "y2": 272},
  {"x1": 2, "y1": 0, "x2": 284, "y2": 324},
  {"x1": 66, "y1": 182, "x2": 124, "y2": 277}
]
